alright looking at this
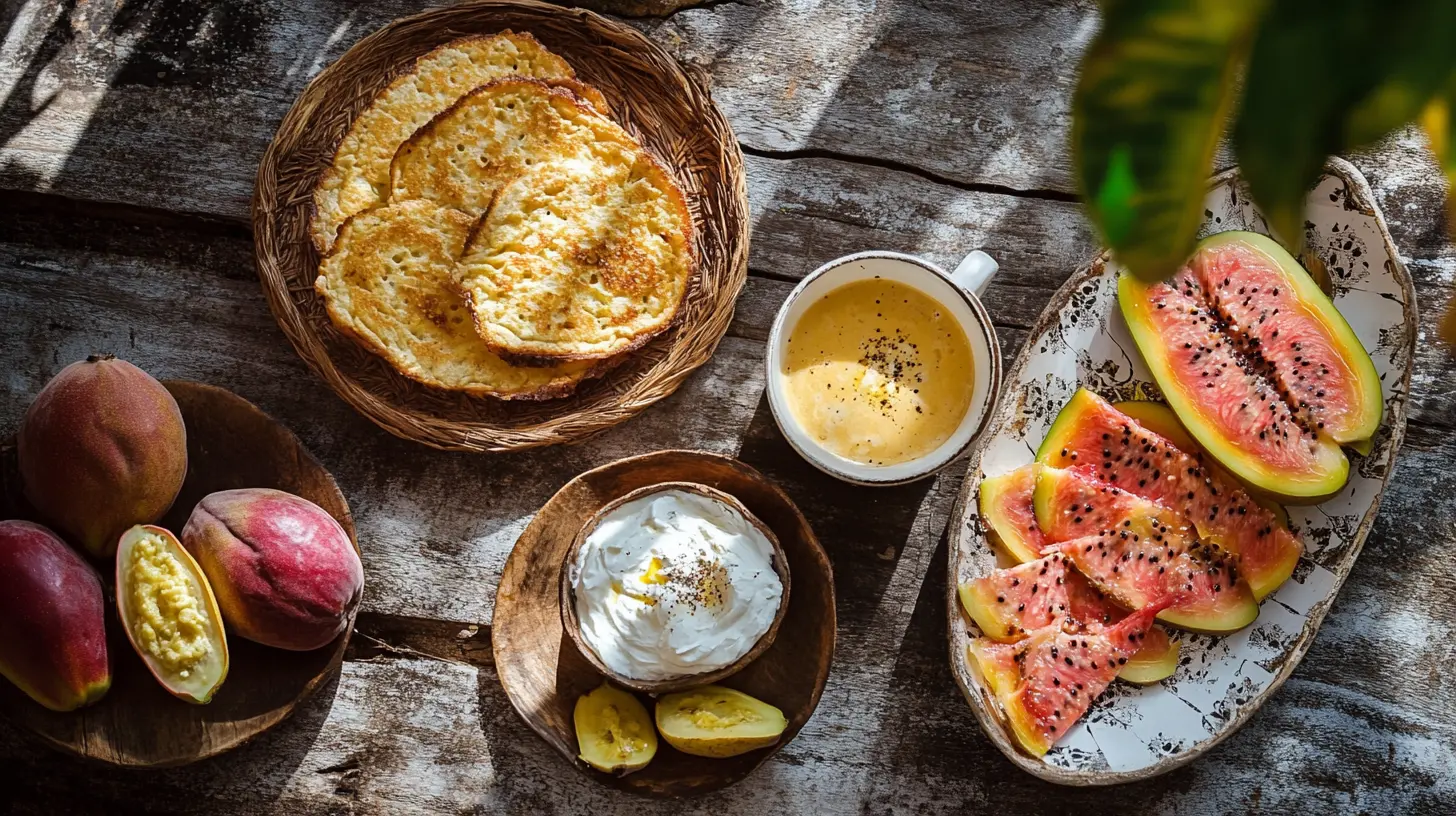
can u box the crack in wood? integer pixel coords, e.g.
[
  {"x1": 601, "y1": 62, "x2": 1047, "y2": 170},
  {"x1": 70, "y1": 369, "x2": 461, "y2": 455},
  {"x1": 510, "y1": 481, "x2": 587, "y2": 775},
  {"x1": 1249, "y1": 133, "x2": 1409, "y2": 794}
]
[
  {"x1": 746, "y1": 265, "x2": 802, "y2": 284},
  {"x1": 0, "y1": 188, "x2": 250, "y2": 238},
  {"x1": 570, "y1": 0, "x2": 752, "y2": 19},
  {"x1": 739, "y1": 144, "x2": 1082, "y2": 204},
  {"x1": 347, "y1": 611, "x2": 493, "y2": 667},
  {"x1": 313, "y1": 757, "x2": 360, "y2": 775}
]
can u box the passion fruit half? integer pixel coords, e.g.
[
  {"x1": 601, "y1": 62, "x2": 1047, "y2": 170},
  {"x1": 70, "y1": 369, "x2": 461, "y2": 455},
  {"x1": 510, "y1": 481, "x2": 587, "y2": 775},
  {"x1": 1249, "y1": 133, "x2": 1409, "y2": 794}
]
[
  {"x1": 116, "y1": 525, "x2": 229, "y2": 704},
  {"x1": 573, "y1": 682, "x2": 656, "y2": 775},
  {"x1": 654, "y1": 685, "x2": 787, "y2": 758}
]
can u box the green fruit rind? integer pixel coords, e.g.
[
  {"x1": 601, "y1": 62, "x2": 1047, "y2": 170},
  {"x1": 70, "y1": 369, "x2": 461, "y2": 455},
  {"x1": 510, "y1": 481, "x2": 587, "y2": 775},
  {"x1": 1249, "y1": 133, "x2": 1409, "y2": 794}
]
[
  {"x1": 977, "y1": 464, "x2": 1045, "y2": 564},
  {"x1": 1197, "y1": 231, "x2": 1383, "y2": 445},
  {"x1": 1030, "y1": 464, "x2": 1061, "y2": 535},
  {"x1": 967, "y1": 640, "x2": 1020, "y2": 700},
  {"x1": 1035, "y1": 389, "x2": 1091, "y2": 464},
  {"x1": 958, "y1": 582, "x2": 1019, "y2": 642},
  {"x1": 1118, "y1": 272, "x2": 1350, "y2": 501},
  {"x1": 968, "y1": 637, "x2": 1059, "y2": 757},
  {"x1": 1117, "y1": 627, "x2": 1181, "y2": 685},
  {"x1": 1152, "y1": 600, "x2": 1259, "y2": 635}
]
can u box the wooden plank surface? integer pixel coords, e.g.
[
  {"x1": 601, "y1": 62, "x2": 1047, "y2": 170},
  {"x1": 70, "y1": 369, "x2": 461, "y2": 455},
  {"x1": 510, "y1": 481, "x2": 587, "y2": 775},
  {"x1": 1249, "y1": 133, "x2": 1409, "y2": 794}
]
[{"x1": 0, "y1": 0, "x2": 1453, "y2": 812}]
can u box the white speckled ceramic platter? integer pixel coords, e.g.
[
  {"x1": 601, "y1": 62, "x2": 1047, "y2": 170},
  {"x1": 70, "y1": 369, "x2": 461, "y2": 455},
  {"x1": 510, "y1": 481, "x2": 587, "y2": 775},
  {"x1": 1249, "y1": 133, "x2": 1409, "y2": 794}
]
[{"x1": 946, "y1": 159, "x2": 1417, "y2": 785}]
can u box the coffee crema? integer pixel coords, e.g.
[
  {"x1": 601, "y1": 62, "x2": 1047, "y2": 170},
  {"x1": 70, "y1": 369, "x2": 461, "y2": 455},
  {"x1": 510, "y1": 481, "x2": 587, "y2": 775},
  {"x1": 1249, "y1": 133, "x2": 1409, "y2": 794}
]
[{"x1": 781, "y1": 278, "x2": 975, "y2": 466}]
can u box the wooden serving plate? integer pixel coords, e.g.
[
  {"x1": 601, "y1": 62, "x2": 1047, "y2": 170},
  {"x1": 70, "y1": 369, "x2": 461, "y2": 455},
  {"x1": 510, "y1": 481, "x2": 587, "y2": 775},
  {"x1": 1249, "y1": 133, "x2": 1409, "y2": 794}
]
[
  {"x1": 946, "y1": 159, "x2": 1417, "y2": 784},
  {"x1": 494, "y1": 450, "x2": 834, "y2": 797},
  {"x1": 0, "y1": 381, "x2": 358, "y2": 768}
]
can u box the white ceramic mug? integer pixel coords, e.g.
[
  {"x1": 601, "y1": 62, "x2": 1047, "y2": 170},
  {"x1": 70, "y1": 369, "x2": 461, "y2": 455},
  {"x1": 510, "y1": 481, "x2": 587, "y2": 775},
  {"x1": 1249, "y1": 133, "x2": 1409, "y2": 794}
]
[{"x1": 764, "y1": 250, "x2": 1003, "y2": 485}]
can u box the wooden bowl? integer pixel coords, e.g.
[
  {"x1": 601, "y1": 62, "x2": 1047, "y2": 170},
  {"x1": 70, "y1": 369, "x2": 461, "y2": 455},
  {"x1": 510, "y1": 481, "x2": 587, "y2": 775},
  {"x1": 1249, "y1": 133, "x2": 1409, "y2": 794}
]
[
  {"x1": 559, "y1": 481, "x2": 792, "y2": 695},
  {"x1": 493, "y1": 451, "x2": 834, "y2": 797},
  {"x1": 253, "y1": 0, "x2": 749, "y2": 452},
  {"x1": 0, "y1": 381, "x2": 357, "y2": 768}
]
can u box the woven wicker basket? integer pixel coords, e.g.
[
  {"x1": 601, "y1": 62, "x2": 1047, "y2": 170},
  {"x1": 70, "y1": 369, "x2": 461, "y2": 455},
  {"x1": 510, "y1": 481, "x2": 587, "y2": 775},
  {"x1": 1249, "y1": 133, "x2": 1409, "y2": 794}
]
[{"x1": 253, "y1": 0, "x2": 748, "y2": 452}]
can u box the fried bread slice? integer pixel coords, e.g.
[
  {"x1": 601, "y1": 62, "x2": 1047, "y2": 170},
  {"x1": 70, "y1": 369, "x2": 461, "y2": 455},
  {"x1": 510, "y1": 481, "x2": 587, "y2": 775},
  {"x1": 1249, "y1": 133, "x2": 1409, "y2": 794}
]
[
  {"x1": 310, "y1": 32, "x2": 577, "y2": 253},
  {"x1": 455, "y1": 152, "x2": 694, "y2": 364},
  {"x1": 315, "y1": 200, "x2": 601, "y2": 399},
  {"x1": 389, "y1": 78, "x2": 629, "y2": 219}
]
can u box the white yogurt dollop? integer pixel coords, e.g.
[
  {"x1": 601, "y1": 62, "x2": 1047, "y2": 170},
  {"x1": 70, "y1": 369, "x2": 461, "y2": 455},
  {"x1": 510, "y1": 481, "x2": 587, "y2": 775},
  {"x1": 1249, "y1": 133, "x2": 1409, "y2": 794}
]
[{"x1": 571, "y1": 489, "x2": 784, "y2": 681}]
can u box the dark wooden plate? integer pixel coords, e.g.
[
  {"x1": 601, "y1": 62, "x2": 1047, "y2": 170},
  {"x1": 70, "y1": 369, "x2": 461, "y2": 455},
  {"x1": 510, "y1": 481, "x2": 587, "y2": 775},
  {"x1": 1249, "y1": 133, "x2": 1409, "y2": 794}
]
[
  {"x1": 493, "y1": 450, "x2": 835, "y2": 797},
  {"x1": 0, "y1": 380, "x2": 357, "y2": 768}
]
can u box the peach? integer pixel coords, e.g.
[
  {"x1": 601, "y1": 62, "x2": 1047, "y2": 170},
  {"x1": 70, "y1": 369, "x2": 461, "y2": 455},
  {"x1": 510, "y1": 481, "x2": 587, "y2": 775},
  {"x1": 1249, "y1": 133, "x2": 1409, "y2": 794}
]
[
  {"x1": 18, "y1": 355, "x2": 187, "y2": 559},
  {"x1": 182, "y1": 489, "x2": 363, "y2": 651},
  {"x1": 0, "y1": 520, "x2": 110, "y2": 711}
]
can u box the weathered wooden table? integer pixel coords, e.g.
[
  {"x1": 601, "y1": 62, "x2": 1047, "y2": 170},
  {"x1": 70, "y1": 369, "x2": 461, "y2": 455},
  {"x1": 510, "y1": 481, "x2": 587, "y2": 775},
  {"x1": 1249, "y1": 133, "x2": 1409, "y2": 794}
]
[{"x1": 2, "y1": 1, "x2": 1453, "y2": 812}]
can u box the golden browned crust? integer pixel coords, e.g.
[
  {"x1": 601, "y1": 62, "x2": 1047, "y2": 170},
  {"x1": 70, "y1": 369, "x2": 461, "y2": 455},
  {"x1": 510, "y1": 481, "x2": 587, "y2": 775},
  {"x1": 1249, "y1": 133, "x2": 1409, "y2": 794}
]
[
  {"x1": 386, "y1": 77, "x2": 629, "y2": 219},
  {"x1": 308, "y1": 31, "x2": 576, "y2": 254},
  {"x1": 553, "y1": 78, "x2": 611, "y2": 114},
  {"x1": 314, "y1": 200, "x2": 605, "y2": 400},
  {"x1": 455, "y1": 144, "x2": 696, "y2": 364},
  {"x1": 305, "y1": 30, "x2": 693, "y2": 399}
]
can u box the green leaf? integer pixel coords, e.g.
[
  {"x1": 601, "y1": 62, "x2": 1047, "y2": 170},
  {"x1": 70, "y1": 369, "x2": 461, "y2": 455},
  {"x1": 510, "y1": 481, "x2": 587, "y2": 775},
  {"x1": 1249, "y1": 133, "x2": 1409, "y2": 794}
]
[
  {"x1": 1073, "y1": 0, "x2": 1266, "y2": 282},
  {"x1": 1344, "y1": 5, "x2": 1456, "y2": 147},
  {"x1": 1421, "y1": 88, "x2": 1456, "y2": 344},
  {"x1": 1422, "y1": 80, "x2": 1456, "y2": 229},
  {"x1": 1235, "y1": 0, "x2": 1456, "y2": 246}
]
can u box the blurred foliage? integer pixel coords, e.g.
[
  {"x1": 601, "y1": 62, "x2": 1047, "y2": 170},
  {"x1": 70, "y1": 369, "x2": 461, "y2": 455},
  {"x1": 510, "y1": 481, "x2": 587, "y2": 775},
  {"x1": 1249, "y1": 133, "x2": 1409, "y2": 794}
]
[
  {"x1": 1074, "y1": 0, "x2": 1456, "y2": 296},
  {"x1": 1074, "y1": 0, "x2": 1265, "y2": 278}
]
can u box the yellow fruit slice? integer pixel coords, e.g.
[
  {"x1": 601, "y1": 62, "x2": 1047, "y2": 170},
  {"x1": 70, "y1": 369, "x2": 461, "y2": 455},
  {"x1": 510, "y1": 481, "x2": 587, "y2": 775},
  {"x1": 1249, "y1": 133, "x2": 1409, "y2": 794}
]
[
  {"x1": 574, "y1": 682, "x2": 657, "y2": 774},
  {"x1": 655, "y1": 685, "x2": 787, "y2": 758}
]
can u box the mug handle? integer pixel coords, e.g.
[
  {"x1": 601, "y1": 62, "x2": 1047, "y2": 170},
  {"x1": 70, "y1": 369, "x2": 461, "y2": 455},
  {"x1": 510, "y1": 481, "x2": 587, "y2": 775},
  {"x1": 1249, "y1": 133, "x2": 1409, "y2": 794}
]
[{"x1": 949, "y1": 250, "x2": 998, "y2": 297}]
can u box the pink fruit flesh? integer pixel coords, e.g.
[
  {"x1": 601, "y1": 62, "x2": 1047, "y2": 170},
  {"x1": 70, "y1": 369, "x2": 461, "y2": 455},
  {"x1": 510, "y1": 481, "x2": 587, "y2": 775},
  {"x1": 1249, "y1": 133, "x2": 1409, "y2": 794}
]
[
  {"x1": 1038, "y1": 468, "x2": 1259, "y2": 633},
  {"x1": 969, "y1": 605, "x2": 1162, "y2": 756},
  {"x1": 959, "y1": 554, "x2": 1179, "y2": 682},
  {"x1": 1190, "y1": 237, "x2": 1377, "y2": 444},
  {"x1": 961, "y1": 555, "x2": 1075, "y2": 641},
  {"x1": 1039, "y1": 390, "x2": 1301, "y2": 600},
  {"x1": 1130, "y1": 270, "x2": 1334, "y2": 476}
]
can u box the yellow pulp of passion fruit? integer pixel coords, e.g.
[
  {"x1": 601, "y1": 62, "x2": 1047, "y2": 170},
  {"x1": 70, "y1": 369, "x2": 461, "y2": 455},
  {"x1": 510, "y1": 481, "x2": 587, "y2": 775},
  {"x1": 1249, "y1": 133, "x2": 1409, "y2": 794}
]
[
  {"x1": 117, "y1": 525, "x2": 228, "y2": 704},
  {"x1": 574, "y1": 682, "x2": 657, "y2": 774},
  {"x1": 654, "y1": 685, "x2": 787, "y2": 758},
  {"x1": 127, "y1": 533, "x2": 213, "y2": 675}
]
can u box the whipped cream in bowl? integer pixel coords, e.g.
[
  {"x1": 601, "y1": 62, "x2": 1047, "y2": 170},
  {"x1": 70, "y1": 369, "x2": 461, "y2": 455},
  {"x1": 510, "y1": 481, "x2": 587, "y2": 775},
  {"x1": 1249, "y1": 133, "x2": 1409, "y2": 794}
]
[{"x1": 560, "y1": 482, "x2": 790, "y2": 693}]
